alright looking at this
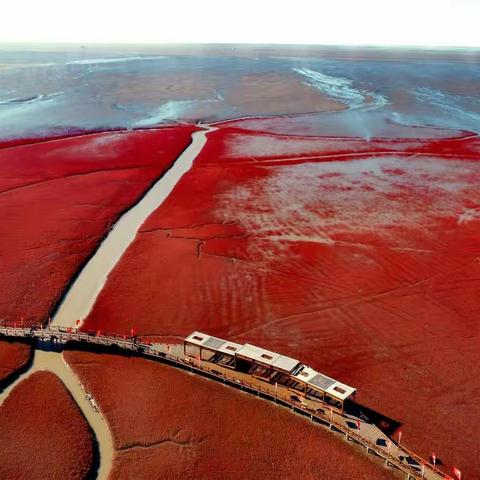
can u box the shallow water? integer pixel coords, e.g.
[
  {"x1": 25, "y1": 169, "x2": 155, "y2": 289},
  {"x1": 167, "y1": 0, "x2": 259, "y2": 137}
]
[{"x1": 0, "y1": 47, "x2": 479, "y2": 139}]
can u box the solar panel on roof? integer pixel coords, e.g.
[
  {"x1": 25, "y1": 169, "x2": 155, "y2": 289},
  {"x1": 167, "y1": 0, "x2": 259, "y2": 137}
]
[
  {"x1": 309, "y1": 373, "x2": 336, "y2": 391},
  {"x1": 204, "y1": 337, "x2": 225, "y2": 350}
]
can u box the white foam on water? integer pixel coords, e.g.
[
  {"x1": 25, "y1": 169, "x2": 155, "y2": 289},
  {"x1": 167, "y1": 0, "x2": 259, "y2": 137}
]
[
  {"x1": 412, "y1": 87, "x2": 480, "y2": 132},
  {"x1": 66, "y1": 56, "x2": 166, "y2": 65},
  {"x1": 293, "y1": 67, "x2": 389, "y2": 111},
  {"x1": 133, "y1": 98, "x2": 222, "y2": 127},
  {"x1": 133, "y1": 100, "x2": 196, "y2": 126}
]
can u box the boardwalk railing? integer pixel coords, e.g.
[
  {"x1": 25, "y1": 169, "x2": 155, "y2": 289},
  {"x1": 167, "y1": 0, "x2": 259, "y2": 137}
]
[{"x1": 0, "y1": 324, "x2": 452, "y2": 480}]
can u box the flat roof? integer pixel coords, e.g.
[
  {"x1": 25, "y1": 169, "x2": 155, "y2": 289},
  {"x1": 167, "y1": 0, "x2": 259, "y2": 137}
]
[
  {"x1": 184, "y1": 331, "x2": 242, "y2": 356},
  {"x1": 236, "y1": 343, "x2": 300, "y2": 373},
  {"x1": 293, "y1": 366, "x2": 356, "y2": 401},
  {"x1": 185, "y1": 331, "x2": 356, "y2": 400}
]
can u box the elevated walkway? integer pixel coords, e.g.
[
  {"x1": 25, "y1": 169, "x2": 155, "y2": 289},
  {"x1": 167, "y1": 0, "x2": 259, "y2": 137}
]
[{"x1": 0, "y1": 324, "x2": 452, "y2": 480}]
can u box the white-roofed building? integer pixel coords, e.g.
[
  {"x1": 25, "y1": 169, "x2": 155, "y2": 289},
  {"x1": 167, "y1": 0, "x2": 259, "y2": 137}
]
[
  {"x1": 183, "y1": 331, "x2": 356, "y2": 412},
  {"x1": 183, "y1": 331, "x2": 242, "y2": 368},
  {"x1": 235, "y1": 343, "x2": 301, "y2": 373},
  {"x1": 231, "y1": 343, "x2": 302, "y2": 382},
  {"x1": 292, "y1": 365, "x2": 357, "y2": 411}
]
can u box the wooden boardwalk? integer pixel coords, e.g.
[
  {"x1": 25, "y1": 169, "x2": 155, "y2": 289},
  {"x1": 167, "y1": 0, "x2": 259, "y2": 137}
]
[{"x1": 0, "y1": 325, "x2": 452, "y2": 480}]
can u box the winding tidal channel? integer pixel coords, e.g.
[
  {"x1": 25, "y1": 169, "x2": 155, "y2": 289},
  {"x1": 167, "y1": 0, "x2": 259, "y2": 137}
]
[
  {"x1": 52, "y1": 124, "x2": 216, "y2": 327},
  {"x1": 1, "y1": 125, "x2": 215, "y2": 479}
]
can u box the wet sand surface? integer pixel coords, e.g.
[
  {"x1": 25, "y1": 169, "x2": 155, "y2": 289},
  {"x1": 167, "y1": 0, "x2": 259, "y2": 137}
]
[
  {"x1": 219, "y1": 72, "x2": 346, "y2": 117},
  {"x1": 1, "y1": 46, "x2": 478, "y2": 140}
]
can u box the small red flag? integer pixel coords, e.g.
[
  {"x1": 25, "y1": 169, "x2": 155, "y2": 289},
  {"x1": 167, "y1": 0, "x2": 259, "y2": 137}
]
[
  {"x1": 356, "y1": 420, "x2": 360, "y2": 430},
  {"x1": 453, "y1": 467, "x2": 461, "y2": 480},
  {"x1": 76, "y1": 320, "x2": 81, "y2": 326}
]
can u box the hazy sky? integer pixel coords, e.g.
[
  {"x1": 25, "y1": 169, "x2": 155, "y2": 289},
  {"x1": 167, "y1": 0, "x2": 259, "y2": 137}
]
[{"x1": 2, "y1": 0, "x2": 479, "y2": 47}]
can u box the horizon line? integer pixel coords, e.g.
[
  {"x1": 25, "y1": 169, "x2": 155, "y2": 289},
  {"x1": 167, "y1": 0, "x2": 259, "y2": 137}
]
[{"x1": 0, "y1": 41, "x2": 479, "y2": 51}]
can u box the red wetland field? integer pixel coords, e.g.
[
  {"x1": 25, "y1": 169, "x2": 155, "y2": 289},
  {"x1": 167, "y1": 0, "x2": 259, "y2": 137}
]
[
  {"x1": 0, "y1": 371, "x2": 94, "y2": 479},
  {"x1": 84, "y1": 125, "x2": 480, "y2": 478},
  {"x1": 1, "y1": 46, "x2": 479, "y2": 480},
  {"x1": 0, "y1": 125, "x2": 195, "y2": 327},
  {"x1": 65, "y1": 350, "x2": 395, "y2": 480},
  {"x1": 0, "y1": 341, "x2": 31, "y2": 384},
  {"x1": 0, "y1": 125, "x2": 195, "y2": 432}
]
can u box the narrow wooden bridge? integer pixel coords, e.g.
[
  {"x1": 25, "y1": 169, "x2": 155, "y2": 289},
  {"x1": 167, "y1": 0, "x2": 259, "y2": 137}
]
[{"x1": 0, "y1": 324, "x2": 453, "y2": 480}]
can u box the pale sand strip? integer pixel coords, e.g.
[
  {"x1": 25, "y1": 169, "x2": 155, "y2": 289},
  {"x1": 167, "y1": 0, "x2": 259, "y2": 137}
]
[
  {"x1": 52, "y1": 125, "x2": 216, "y2": 327},
  {"x1": 0, "y1": 349, "x2": 114, "y2": 480}
]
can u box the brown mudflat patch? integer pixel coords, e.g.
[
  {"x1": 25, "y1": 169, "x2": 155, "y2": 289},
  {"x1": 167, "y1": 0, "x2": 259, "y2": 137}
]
[{"x1": 224, "y1": 72, "x2": 346, "y2": 116}]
